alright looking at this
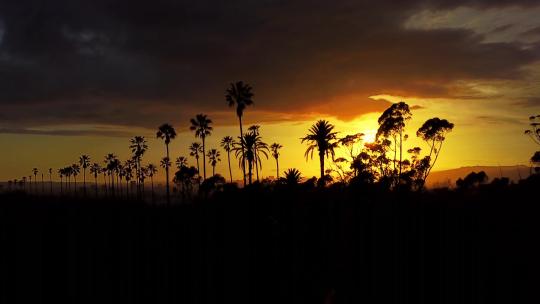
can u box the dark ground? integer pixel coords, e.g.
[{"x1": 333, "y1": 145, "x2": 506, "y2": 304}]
[{"x1": 0, "y1": 181, "x2": 539, "y2": 303}]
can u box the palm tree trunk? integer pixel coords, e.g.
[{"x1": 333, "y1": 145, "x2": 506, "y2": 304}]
[
  {"x1": 150, "y1": 176, "x2": 154, "y2": 204},
  {"x1": 60, "y1": 177, "x2": 63, "y2": 194},
  {"x1": 255, "y1": 147, "x2": 259, "y2": 181},
  {"x1": 213, "y1": 165, "x2": 215, "y2": 176},
  {"x1": 239, "y1": 116, "x2": 246, "y2": 186},
  {"x1": 166, "y1": 143, "x2": 170, "y2": 205},
  {"x1": 202, "y1": 136, "x2": 207, "y2": 179},
  {"x1": 248, "y1": 160, "x2": 253, "y2": 185},
  {"x1": 227, "y1": 151, "x2": 232, "y2": 183},
  {"x1": 83, "y1": 168, "x2": 86, "y2": 195},
  {"x1": 276, "y1": 158, "x2": 279, "y2": 179},
  {"x1": 399, "y1": 131, "x2": 403, "y2": 179},
  {"x1": 95, "y1": 176, "x2": 98, "y2": 197},
  {"x1": 49, "y1": 173, "x2": 52, "y2": 195},
  {"x1": 319, "y1": 152, "x2": 325, "y2": 181}
]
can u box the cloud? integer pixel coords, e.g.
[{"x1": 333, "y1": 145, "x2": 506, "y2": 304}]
[{"x1": 0, "y1": 0, "x2": 539, "y2": 133}]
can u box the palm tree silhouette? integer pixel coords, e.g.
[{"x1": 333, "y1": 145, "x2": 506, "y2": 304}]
[
  {"x1": 32, "y1": 168, "x2": 38, "y2": 193},
  {"x1": 270, "y1": 143, "x2": 283, "y2": 179},
  {"x1": 123, "y1": 159, "x2": 135, "y2": 198},
  {"x1": 71, "y1": 164, "x2": 80, "y2": 194},
  {"x1": 57, "y1": 169, "x2": 63, "y2": 194},
  {"x1": 189, "y1": 142, "x2": 203, "y2": 180},
  {"x1": 190, "y1": 114, "x2": 213, "y2": 180},
  {"x1": 234, "y1": 132, "x2": 268, "y2": 184},
  {"x1": 157, "y1": 123, "x2": 177, "y2": 204},
  {"x1": 301, "y1": 120, "x2": 338, "y2": 182},
  {"x1": 207, "y1": 149, "x2": 221, "y2": 176},
  {"x1": 284, "y1": 168, "x2": 302, "y2": 185},
  {"x1": 160, "y1": 157, "x2": 172, "y2": 198},
  {"x1": 175, "y1": 156, "x2": 188, "y2": 170},
  {"x1": 146, "y1": 163, "x2": 157, "y2": 202},
  {"x1": 226, "y1": 81, "x2": 254, "y2": 186},
  {"x1": 248, "y1": 125, "x2": 262, "y2": 181},
  {"x1": 79, "y1": 155, "x2": 90, "y2": 195},
  {"x1": 220, "y1": 136, "x2": 235, "y2": 182},
  {"x1": 89, "y1": 163, "x2": 101, "y2": 197},
  {"x1": 525, "y1": 114, "x2": 540, "y2": 145},
  {"x1": 48, "y1": 168, "x2": 53, "y2": 194},
  {"x1": 130, "y1": 136, "x2": 148, "y2": 196},
  {"x1": 104, "y1": 153, "x2": 119, "y2": 196}
]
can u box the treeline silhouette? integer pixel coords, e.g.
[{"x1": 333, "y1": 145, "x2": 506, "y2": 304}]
[{"x1": 5, "y1": 82, "x2": 470, "y2": 202}]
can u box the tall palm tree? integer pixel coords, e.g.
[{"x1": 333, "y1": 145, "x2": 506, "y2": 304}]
[
  {"x1": 157, "y1": 123, "x2": 177, "y2": 204},
  {"x1": 270, "y1": 143, "x2": 283, "y2": 179},
  {"x1": 124, "y1": 159, "x2": 135, "y2": 198},
  {"x1": 146, "y1": 164, "x2": 157, "y2": 202},
  {"x1": 160, "y1": 157, "x2": 172, "y2": 202},
  {"x1": 48, "y1": 168, "x2": 53, "y2": 194},
  {"x1": 226, "y1": 81, "x2": 254, "y2": 186},
  {"x1": 32, "y1": 168, "x2": 38, "y2": 193},
  {"x1": 130, "y1": 136, "x2": 148, "y2": 194},
  {"x1": 89, "y1": 163, "x2": 101, "y2": 197},
  {"x1": 79, "y1": 155, "x2": 90, "y2": 195},
  {"x1": 207, "y1": 149, "x2": 221, "y2": 176},
  {"x1": 233, "y1": 133, "x2": 268, "y2": 185},
  {"x1": 190, "y1": 114, "x2": 213, "y2": 180},
  {"x1": 248, "y1": 125, "x2": 262, "y2": 181},
  {"x1": 220, "y1": 136, "x2": 235, "y2": 182},
  {"x1": 58, "y1": 169, "x2": 64, "y2": 194},
  {"x1": 301, "y1": 120, "x2": 338, "y2": 182},
  {"x1": 189, "y1": 142, "x2": 202, "y2": 178},
  {"x1": 71, "y1": 164, "x2": 80, "y2": 194},
  {"x1": 104, "y1": 153, "x2": 118, "y2": 195}
]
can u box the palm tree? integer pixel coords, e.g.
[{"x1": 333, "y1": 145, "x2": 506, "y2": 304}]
[
  {"x1": 123, "y1": 159, "x2": 135, "y2": 198},
  {"x1": 104, "y1": 153, "x2": 118, "y2": 195},
  {"x1": 284, "y1": 168, "x2": 302, "y2": 185},
  {"x1": 79, "y1": 155, "x2": 90, "y2": 195},
  {"x1": 233, "y1": 133, "x2": 268, "y2": 185},
  {"x1": 48, "y1": 168, "x2": 53, "y2": 194},
  {"x1": 207, "y1": 149, "x2": 221, "y2": 176},
  {"x1": 301, "y1": 120, "x2": 338, "y2": 182},
  {"x1": 160, "y1": 157, "x2": 172, "y2": 199},
  {"x1": 175, "y1": 156, "x2": 188, "y2": 170},
  {"x1": 71, "y1": 164, "x2": 80, "y2": 194},
  {"x1": 270, "y1": 143, "x2": 283, "y2": 179},
  {"x1": 190, "y1": 114, "x2": 213, "y2": 180},
  {"x1": 189, "y1": 142, "x2": 202, "y2": 179},
  {"x1": 32, "y1": 168, "x2": 38, "y2": 193},
  {"x1": 226, "y1": 81, "x2": 254, "y2": 186},
  {"x1": 146, "y1": 164, "x2": 157, "y2": 202},
  {"x1": 89, "y1": 163, "x2": 101, "y2": 197},
  {"x1": 130, "y1": 136, "x2": 148, "y2": 195},
  {"x1": 248, "y1": 125, "x2": 262, "y2": 181},
  {"x1": 58, "y1": 169, "x2": 64, "y2": 194},
  {"x1": 157, "y1": 123, "x2": 177, "y2": 204},
  {"x1": 220, "y1": 136, "x2": 235, "y2": 182}
]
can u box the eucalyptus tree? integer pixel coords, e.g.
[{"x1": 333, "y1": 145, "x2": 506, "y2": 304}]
[
  {"x1": 270, "y1": 143, "x2": 283, "y2": 179},
  {"x1": 301, "y1": 120, "x2": 339, "y2": 181},
  {"x1": 226, "y1": 81, "x2": 254, "y2": 186},
  {"x1": 207, "y1": 149, "x2": 221, "y2": 176},
  {"x1": 190, "y1": 114, "x2": 213, "y2": 180},
  {"x1": 525, "y1": 114, "x2": 540, "y2": 145},
  {"x1": 79, "y1": 155, "x2": 90, "y2": 195},
  {"x1": 157, "y1": 123, "x2": 177, "y2": 204},
  {"x1": 220, "y1": 136, "x2": 235, "y2": 182},
  {"x1": 376, "y1": 102, "x2": 412, "y2": 179},
  {"x1": 416, "y1": 117, "x2": 455, "y2": 187}
]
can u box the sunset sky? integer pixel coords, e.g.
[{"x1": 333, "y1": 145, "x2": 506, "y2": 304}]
[{"x1": 1, "y1": 0, "x2": 539, "y2": 182}]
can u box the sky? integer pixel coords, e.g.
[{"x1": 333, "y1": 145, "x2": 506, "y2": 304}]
[{"x1": 1, "y1": 0, "x2": 539, "y2": 182}]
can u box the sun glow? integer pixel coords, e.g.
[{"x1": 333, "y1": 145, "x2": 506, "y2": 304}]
[{"x1": 361, "y1": 129, "x2": 377, "y2": 144}]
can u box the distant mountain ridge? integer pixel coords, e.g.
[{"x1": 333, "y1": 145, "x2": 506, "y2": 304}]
[{"x1": 427, "y1": 165, "x2": 532, "y2": 188}]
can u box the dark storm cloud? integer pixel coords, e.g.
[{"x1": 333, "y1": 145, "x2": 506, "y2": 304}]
[{"x1": 0, "y1": 0, "x2": 539, "y2": 133}]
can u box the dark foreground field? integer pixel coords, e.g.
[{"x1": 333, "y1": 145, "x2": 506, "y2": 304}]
[{"x1": 1, "y1": 181, "x2": 539, "y2": 304}]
